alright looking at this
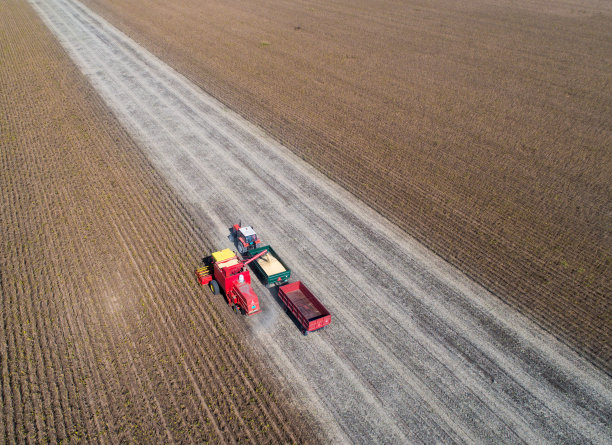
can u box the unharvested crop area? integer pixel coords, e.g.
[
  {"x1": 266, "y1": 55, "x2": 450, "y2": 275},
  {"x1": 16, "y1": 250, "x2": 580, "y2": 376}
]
[
  {"x1": 83, "y1": 0, "x2": 612, "y2": 372},
  {"x1": 0, "y1": 0, "x2": 314, "y2": 442}
]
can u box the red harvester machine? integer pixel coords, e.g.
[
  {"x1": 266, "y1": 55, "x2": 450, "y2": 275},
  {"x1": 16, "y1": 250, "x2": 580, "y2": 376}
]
[{"x1": 195, "y1": 248, "x2": 267, "y2": 315}]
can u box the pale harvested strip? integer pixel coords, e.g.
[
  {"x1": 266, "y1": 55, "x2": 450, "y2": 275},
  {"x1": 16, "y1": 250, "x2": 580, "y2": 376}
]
[
  {"x1": 0, "y1": 0, "x2": 315, "y2": 443},
  {"x1": 82, "y1": 0, "x2": 612, "y2": 373}
]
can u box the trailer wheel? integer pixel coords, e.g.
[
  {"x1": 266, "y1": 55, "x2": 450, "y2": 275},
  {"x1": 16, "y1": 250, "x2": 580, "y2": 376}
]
[
  {"x1": 303, "y1": 329, "x2": 309, "y2": 336},
  {"x1": 209, "y1": 280, "x2": 219, "y2": 295}
]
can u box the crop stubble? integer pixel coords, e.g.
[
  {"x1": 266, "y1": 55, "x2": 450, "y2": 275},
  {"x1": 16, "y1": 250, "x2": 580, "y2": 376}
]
[
  {"x1": 81, "y1": 0, "x2": 612, "y2": 372},
  {"x1": 0, "y1": 0, "x2": 315, "y2": 442}
]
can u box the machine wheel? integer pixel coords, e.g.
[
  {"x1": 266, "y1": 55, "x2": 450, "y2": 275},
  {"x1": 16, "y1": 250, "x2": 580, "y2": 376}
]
[
  {"x1": 303, "y1": 329, "x2": 309, "y2": 336},
  {"x1": 237, "y1": 243, "x2": 246, "y2": 254},
  {"x1": 209, "y1": 280, "x2": 220, "y2": 295}
]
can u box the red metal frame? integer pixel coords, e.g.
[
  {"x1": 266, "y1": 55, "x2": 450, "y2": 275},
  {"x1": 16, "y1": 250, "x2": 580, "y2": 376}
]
[
  {"x1": 196, "y1": 250, "x2": 268, "y2": 316},
  {"x1": 196, "y1": 266, "x2": 213, "y2": 285}
]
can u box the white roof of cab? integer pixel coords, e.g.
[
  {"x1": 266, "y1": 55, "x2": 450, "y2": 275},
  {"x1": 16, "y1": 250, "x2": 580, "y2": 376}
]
[{"x1": 239, "y1": 226, "x2": 256, "y2": 237}]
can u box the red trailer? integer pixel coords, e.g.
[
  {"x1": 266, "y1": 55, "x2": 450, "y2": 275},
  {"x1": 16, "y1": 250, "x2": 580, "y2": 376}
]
[
  {"x1": 196, "y1": 248, "x2": 267, "y2": 315},
  {"x1": 278, "y1": 281, "x2": 331, "y2": 335}
]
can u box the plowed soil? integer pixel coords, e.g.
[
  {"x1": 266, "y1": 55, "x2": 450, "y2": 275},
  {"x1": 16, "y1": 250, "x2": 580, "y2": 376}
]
[
  {"x1": 81, "y1": 0, "x2": 612, "y2": 372},
  {"x1": 0, "y1": 0, "x2": 315, "y2": 442}
]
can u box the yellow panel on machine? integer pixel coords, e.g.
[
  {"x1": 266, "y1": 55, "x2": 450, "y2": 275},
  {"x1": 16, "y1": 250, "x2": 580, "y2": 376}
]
[{"x1": 212, "y1": 248, "x2": 236, "y2": 263}]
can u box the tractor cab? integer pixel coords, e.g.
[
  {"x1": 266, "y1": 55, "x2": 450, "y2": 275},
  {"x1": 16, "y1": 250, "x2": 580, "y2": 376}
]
[{"x1": 230, "y1": 224, "x2": 261, "y2": 254}]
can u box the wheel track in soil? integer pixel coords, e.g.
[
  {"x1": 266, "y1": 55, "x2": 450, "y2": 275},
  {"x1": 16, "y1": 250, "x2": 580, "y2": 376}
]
[{"x1": 26, "y1": 0, "x2": 612, "y2": 443}]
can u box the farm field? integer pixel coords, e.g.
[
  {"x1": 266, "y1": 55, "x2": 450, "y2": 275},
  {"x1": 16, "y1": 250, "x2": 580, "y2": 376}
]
[
  {"x1": 26, "y1": 0, "x2": 612, "y2": 442},
  {"x1": 81, "y1": 0, "x2": 612, "y2": 372},
  {"x1": 0, "y1": 0, "x2": 314, "y2": 442}
]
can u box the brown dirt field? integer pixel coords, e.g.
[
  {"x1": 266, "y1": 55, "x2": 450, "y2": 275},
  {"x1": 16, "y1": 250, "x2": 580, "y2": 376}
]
[
  {"x1": 0, "y1": 0, "x2": 317, "y2": 442},
  {"x1": 81, "y1": 0, "x2": 612, "y2": 373}
]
